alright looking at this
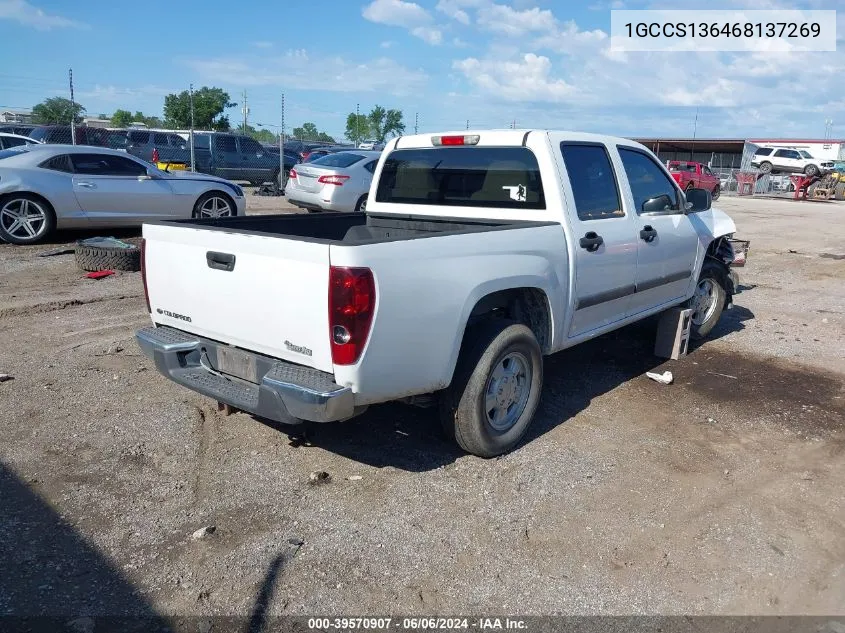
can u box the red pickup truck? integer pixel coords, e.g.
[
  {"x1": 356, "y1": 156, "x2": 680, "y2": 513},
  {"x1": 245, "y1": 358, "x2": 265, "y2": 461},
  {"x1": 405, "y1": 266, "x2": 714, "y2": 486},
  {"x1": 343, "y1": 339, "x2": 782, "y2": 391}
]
[{"x1": 667, "y1": 161, "x2": 721, "y2": 200}]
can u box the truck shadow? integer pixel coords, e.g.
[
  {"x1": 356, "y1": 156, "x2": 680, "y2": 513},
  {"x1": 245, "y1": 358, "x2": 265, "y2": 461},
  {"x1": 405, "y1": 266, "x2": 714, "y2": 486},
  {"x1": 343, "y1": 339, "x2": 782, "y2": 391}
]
[
  {"x1": 0, "y1": 461, "x2": 167, "y2": 628},
  {"x1": 276, "y1": 304, "x2": 755, "y2": 472}
]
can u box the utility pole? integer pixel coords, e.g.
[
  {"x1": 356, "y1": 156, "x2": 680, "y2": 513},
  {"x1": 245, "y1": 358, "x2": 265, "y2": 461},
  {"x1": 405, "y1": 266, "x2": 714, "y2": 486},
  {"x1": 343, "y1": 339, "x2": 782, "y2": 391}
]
[
  {"x1": 189, "y1": 83, "x2": 196, "y2": 172},
  {"x1": 466, "y1": 119, "x2": 469, "y2": 130},
  {"x1": 279, "y1": 92, "x2": 286, "y2": 192},
  {"x1": 68, "y1": 68, "x2": 76, "y2": 145},
  {"x1": 690, "y1": 107, "x2": 699, "y2": 161},
  {"x1": 414, "y1": 112, "x2": 418, "y2": 135},
  {"x1": 356, "y1": 103, "x2": 360, "y2": 147},
  {"x1": 242, "y1": 90, "x2": 248, "y2": 134}
]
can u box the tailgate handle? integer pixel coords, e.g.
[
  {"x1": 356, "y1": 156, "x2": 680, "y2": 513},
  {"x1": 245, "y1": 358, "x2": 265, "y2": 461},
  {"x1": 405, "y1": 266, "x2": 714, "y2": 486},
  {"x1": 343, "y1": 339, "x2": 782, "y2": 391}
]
[{"x1": 206, "y1": 251, "x2": 236, "y2": 272}]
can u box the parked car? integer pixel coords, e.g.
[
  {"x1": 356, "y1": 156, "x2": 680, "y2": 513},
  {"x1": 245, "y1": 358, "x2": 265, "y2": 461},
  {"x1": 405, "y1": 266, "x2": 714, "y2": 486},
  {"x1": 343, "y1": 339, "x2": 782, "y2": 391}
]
[
  {"x1": 28, "y1": 125, "x2": 118, "y2": 147},
  {"x1": 285, "y1": 150, "x2": 381, "y2": 212},
  {"x1": 136, "y1": 129, "x2": 747, "y2": 458},
  {"x1": 302, "y1": 145, "x2": 358, "y2": 163},
  {"x1": 0, "y1": 144, "x2": 245, "y2": 245},
  {"x1": 357, "y1": 139, "x2": 384, "y2": 150},
  {"x1": 124, "y1": 129, "x2": 189, "y2": 163},
  {"x1": 0, "y1": 132, "x2": 42, "y2": 150},
  {"x1": 192, "y1": 132, "x2": 296, "y2": 186},
  {"x1": 667, "y1": 161, "x2": 721, "y2": 199},
  {"x1": 750, "y1": 146, "x2": 834, "y2": 177}
]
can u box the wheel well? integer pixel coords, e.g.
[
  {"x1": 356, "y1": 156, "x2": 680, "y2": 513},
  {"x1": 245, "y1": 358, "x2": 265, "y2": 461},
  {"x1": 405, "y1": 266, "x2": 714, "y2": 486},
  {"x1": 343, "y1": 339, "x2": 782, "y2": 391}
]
[
  {"x1": 467, "y1": 288, "x2": 551, "y2": 353},
  {"x1": 0, "y1": 191, "x2": 56, "y2": 216}
]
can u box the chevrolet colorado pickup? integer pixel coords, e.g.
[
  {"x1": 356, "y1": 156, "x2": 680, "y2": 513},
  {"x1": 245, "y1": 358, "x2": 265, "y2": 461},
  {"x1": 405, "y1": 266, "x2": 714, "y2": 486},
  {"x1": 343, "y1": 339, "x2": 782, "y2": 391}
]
[{"x1": 136, "y1": 130, "x2": 746, "y2": 457}]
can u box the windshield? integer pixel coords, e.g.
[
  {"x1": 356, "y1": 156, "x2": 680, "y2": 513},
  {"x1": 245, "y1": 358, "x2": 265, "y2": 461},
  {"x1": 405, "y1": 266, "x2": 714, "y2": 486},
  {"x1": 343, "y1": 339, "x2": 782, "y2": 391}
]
[{"x1": 311, "y1": 152, "x2": 365, "y2": 168}]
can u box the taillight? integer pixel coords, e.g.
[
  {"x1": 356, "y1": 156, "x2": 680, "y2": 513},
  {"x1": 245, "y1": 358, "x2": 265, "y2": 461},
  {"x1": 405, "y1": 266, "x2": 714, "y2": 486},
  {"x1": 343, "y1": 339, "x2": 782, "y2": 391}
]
[
  {"x1": 329, "y1": 266, "x2": 375, "y2": 365},
  {"x1": 432, "y1": 134, "x2": 480, "y2": 146},
  {"x1": 318, "y1": 174, "x2": 350, "y2": 186},
  {"x1": 289, "y1": 168, "x2": 297, "y2": 180},
  {"x1": 301, "y1": 152, "x2": 311, "y2": 161},
  {"x1": 152, "y1": 148, "x2": 160, "y2": 163},
  {"x1": 140, "y1": 238, "x2": 151, "y2": 313}
]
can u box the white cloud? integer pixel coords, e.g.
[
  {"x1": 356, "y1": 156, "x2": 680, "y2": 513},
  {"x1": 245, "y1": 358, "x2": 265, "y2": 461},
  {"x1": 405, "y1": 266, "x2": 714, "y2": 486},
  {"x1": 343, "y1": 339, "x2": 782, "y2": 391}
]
[
  {"x1": 0, "y1": 0, "x2": 86, "y2": 30},
  {"x1": 362, "y1": 0, "x2": 431, "y2": 28},
  {"x1": 186, "y1": 52, "x2": 428, "y2": 97},
  {"x1": 77, "y1": 85, "x2": 174, "y2": 103},
  {"x1": 453, "y1": 53, "x2": 576, "y2": 102},
  {"x1": 476, "y1": 4, "x2": 557, "y2": 36},
  {"x1": 362, "y1": 0, "x2": 445, "y2": 45},
  {"x1": 435, "y1": 0, "x2": 474, "y2": 24},
  {"x1": 380, "y1": 40, "x2": 394, "y2": 48},
  {"x1": 412, "y1": 26, "x2": 443, "y2": 45},
  {"x1": 253, "y1": 41, "x2": 273, "y2": 49}
]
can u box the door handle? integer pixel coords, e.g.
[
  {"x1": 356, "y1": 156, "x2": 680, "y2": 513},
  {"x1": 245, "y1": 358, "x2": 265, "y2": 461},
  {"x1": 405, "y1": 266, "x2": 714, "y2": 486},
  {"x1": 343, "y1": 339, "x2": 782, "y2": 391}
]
[
  {"x1": 77, "y1": 181, "x2": 96, "y2": 188},
  {"x1": 206, "y1": 251, "x2": 236, "y2": 272},
  {"x1": 579, "y1": 231, "x2": 604, "y2": 252},
  {"x1": 640, "y1": 225, "x2": 658, "y2": 242}
]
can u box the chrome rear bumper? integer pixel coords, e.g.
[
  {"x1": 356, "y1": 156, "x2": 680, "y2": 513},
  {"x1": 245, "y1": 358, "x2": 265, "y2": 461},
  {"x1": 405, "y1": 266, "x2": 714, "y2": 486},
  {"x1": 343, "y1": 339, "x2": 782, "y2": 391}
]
[{"x1": 136, "y1": 325, "x2": 356, "y2": 424}]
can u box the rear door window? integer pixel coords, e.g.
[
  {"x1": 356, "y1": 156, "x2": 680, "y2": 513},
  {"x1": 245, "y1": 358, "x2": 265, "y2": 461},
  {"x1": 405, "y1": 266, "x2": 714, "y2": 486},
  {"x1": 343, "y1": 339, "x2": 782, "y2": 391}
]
[
  {"x1": 153, "y1": 133, "x2": 169, "y2": 146},
  {"x1": 128, "y1": 131, "x2": 150, "y2": 145},
  {"x1": 312, "y1": 152, "x2": 365, "y2": 168},
  {"x1": 560, "y1": 143, "x2": 622, "y2": 220},
  {"x1": 375, "y1": 147, "x2": 545, "y2": 209},
  {"x1": 40, "y1": 154, "x2": 73, "y2": 172},
  {"x1": 214, "y1": 135, "x2": 237, "y2": 152},
  {"x1": 193, "y1": 134, "x2": 210, "y2": 150}
]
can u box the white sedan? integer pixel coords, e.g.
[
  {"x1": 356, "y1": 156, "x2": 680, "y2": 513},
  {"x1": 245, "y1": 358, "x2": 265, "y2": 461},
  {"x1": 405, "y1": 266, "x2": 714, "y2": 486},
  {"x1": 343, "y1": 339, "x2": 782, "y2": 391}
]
[{"x1": 0, "y1": 144, "x2": 246, "y2": 245}]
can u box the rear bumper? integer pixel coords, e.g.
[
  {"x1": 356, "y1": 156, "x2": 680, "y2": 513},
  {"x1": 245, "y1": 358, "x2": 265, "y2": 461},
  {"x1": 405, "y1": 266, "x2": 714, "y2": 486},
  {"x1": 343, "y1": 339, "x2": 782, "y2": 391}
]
[
  {"x1": 286, "y1": 185, "x2": 358, "y2": 212},
  {"x1": 135, "y1": 325, "x2": 356, "y2": 424}
]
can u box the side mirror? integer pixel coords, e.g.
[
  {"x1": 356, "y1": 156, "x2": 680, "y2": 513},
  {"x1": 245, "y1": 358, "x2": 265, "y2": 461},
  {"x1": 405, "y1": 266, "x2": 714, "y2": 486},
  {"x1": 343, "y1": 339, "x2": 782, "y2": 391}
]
[
  {"x1": 685, "y1": 187, "x2": 712, "y2": 213},
  {"x1": 641, "y1": 193, "x2": 674, "y2": 213}
]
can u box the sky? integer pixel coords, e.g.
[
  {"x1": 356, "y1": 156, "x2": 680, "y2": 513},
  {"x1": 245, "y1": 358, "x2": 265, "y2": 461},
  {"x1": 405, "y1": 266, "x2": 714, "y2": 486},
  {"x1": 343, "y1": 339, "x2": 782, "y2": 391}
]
[{"x1": 0, "y1": 0, "x2": 843, "y2": 141}]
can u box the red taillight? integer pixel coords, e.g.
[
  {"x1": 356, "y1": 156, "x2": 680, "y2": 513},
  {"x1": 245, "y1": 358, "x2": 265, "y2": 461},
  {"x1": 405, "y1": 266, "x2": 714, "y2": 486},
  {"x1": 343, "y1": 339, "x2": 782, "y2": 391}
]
[
  {"x1": 329, "y1": 266, "x2": 375, "y2": 365},
  {"x1": 432, "y1": 134, "x2": 480, "y2": 146},
  {"x1": 151, "y1": 148, "x2": 159, "y2": 163},
  {"x1": 289, "y1": 168, "x2": 297, "y2": 180},
  {"x1": 140, "y1": 238, "x2": 151, "y2": 313},
  {"x1": 301, "y1": 151, "x2": 311, "y2": 161},
  {"x1": 318, "y1": 174, "x2": 350, "y2": 186}
]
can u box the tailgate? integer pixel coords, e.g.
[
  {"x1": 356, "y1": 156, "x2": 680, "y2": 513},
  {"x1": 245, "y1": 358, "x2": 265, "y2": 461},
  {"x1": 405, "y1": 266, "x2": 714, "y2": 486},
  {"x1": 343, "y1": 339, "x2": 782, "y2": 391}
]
[{"x1": 143, "y1": 223, "x2": 333, "y2": 373}]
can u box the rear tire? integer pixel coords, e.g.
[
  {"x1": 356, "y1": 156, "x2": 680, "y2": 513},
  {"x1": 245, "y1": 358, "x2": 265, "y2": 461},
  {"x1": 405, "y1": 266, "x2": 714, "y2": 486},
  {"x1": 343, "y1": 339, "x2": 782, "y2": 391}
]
[
  {"x1": 684, "y1": 260, "x2": 728, "y2": 340},
  {"x1": 0, "y1": 193, "x2": 56, "y2": 245},
  {"x1": 835, "y1": 181, "x2": 845, "y2": 201},
  {"x1": 355, "y1": 194, "x2": 368, "y2": 213},
  {"x1": 804, "y1": 164, "x2": 819, "y2": 177},
  {"x1": 439, "y1": 320, "x2": 543, "y2": 458},
  {"x1": 711, "y1": 185, "x2": 721, "y2": 201},
  {"x1": 758, "y1": 161, "x2": 773, "y2": 174}
]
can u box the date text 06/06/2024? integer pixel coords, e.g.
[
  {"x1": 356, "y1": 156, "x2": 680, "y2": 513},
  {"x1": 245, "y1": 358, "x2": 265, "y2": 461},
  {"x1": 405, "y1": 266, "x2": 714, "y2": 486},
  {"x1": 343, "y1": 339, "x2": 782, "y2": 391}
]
[{"x1": 306, "y1": 617, "x2": 528, "y2": 630}]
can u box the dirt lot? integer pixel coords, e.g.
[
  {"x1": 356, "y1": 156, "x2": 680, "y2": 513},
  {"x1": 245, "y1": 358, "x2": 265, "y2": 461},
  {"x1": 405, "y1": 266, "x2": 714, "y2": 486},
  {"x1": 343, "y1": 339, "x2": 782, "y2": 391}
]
[{"x1": 0, "y1": 193, "x2": 843, "y2": 618}]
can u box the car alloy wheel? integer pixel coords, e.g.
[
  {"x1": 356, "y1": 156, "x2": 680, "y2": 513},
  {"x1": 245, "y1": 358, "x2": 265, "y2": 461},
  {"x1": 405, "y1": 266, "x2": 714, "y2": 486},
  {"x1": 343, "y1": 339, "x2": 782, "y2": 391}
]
[
  {"x1": 483, "y1": 351, "x2": 532, "y2": 432},
  {"x1": 199, "y1": 196, "x2": 233, "y2": 218},
  {"x1": 1, "y1": 197, "x2": 48, "y2": 241}
]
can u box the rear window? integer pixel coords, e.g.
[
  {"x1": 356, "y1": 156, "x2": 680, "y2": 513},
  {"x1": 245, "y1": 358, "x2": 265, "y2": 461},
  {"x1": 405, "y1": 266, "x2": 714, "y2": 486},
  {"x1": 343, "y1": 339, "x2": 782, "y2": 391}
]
[
  {"x1": 128, "y1": 131, "x2": 150, "y2": 144},
  {"x1": 754, "y1": 148, "x2": 773, "y2": 156},
  {"x1": 312, "y1": 152, "x2": 365, "y2": 168},
  {"x1": 668, "y1": 162, "x2": 695, "y2": 172},
  {"x1": 193, "y1": 134, "x2": 210, "y2": 150},
  {"x1": 375, "y1": 147, "x2": 545, "y2": 209}
]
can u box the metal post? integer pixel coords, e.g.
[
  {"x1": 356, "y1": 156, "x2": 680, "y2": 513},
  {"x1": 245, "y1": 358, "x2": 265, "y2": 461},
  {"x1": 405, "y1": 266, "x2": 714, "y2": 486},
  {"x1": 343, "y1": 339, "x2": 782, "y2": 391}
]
[
  {"x1": 279, "y1": 93, "x2": 285, "y2": 192},
  {"x1": 466, "y1": 119, "x2": 469, "y2": 130},
  {"x1": 414, "y1": 112, "x2": 418, "y2": 135},
  {"x1": 690, "y1": 107, "x2": 699, "y2": 161},
  {"x1": 189, "y1": 83, "x2": 196, "y2": 172},
  {"x1": 242, "y1": 90, "x2": 248, "y2": 135},
  {"x1": 68, "y1": 68, "x2": 76, "y2": 145},
  {"x1": 356, "y1": 103, "x2": 360, "y2": 148}
]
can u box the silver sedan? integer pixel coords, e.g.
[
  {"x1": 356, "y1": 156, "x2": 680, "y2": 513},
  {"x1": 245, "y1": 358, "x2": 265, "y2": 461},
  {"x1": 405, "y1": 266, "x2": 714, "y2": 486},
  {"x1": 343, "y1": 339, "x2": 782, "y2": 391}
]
[
  {"x1": 0, "y1": 144, "x2": 246, "y2": 245},
  {"x1": 285, "y1": 150, "x2": 381, "y2": 212}
]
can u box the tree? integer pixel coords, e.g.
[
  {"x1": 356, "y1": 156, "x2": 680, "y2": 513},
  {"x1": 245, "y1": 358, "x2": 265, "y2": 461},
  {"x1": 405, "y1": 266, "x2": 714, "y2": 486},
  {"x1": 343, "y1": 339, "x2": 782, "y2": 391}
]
[
  {"x1": 111, "y1": 109, "x2": 134, "y2": 127},
  {"x1": 367, "y1": 105, "x2": 404, "y2": 142},
  {"x1": 241, "y1": 124, "x2": 279, "y2": 145},
  {"x1": 291, "y1": 121, "x2": 334, "y2": 143},
  {"x1": 345, "y1": 113, "x2": 370, "y2": 145},
  {"x1": 163, "y1": 86, "x2": 235, "y2": 130},
  {"x1": 31, "y1": 97, "x2": 85, "y2": 125}
]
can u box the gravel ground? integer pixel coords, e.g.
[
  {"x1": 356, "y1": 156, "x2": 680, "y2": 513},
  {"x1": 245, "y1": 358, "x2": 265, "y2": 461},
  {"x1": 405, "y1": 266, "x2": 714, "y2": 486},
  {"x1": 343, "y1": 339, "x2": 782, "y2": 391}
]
[{"x1": 0, "y1": 193, "x2": 843, "y2": 618}]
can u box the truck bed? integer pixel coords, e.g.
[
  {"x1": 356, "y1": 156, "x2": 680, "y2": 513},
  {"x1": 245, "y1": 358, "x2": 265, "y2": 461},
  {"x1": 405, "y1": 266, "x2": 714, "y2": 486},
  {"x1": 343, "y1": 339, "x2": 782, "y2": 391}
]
[{"x1": 153, "y1": 212, "x2": 553, "y2": 244}]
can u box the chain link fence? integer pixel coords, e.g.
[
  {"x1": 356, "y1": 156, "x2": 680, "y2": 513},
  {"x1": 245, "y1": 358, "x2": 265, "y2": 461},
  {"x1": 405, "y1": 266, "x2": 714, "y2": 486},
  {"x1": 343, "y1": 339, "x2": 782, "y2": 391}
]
[{"x1": 0, "y1": 123, "x2": 362, "y2": 191}]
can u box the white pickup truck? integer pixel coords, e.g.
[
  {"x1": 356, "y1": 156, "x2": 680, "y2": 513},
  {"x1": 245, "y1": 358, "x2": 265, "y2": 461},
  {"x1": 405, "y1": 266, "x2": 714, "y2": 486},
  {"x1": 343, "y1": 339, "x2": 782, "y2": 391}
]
[{"x1": 136, "y1": 130, "x2": 747, "y2": 457}]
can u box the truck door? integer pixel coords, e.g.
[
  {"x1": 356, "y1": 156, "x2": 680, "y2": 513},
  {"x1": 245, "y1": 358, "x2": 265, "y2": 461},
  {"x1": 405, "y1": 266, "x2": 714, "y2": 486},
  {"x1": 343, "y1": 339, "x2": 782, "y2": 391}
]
[
  {"x1": 557, "y1": 141, "x2": 638, "y2": 338},
  {"x1": 615, "y1": 145, "x2": 701, "y2": 316}
]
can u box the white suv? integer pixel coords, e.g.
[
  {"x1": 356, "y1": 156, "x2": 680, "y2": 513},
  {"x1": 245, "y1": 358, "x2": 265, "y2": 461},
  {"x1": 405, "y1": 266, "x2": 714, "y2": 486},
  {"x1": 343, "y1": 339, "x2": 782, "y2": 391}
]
[{"x1": 750, "y1": 146, "x2": 833, "y2": 177}]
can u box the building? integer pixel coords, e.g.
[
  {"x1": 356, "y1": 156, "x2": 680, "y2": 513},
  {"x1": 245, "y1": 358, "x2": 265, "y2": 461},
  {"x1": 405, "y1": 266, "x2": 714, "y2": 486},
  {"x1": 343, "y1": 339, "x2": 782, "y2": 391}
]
[
  {"x1": 0, "y1": 110, "x2": 33, "y2": 124},
  {"x1": 81, "y1": 117, "x2": 112, "y2": 129}
]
